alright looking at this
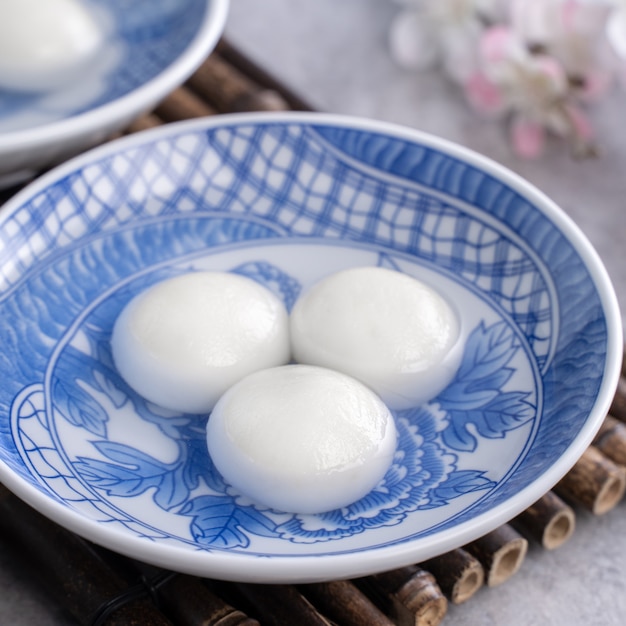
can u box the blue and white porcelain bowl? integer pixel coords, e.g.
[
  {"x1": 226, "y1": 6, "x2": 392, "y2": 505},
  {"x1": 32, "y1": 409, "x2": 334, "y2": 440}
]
[
  {"x1": 0, "y1": 113, "x2": 621, "y2": 583},
  {"x1": 0, "y1": 0, "x2": 229, "y2": 186}
]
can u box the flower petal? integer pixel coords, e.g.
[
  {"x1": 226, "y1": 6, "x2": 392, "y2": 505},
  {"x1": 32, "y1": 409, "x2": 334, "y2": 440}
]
[
  {"x1": 464, "y1": 71, "x2": 507, "y2": 115},
  {"x1": 560, "y1": 0, "x2": 613, "y2": 41},
  {"x1": 578, "y1": 68, "x2": 614, "y2": 101},
  {"x1": 511, "y1": 115, "x2": 546, "y2": 158},
  {"x1": 439, "y1": 21, "x2": 483, "y2": 83},
  {"x1": 534, "y1": 55, "x2": 568, "y2": 91},
  {"x1": 510, "y1": 0, "x2": 560, "y2": 46},
  {"x1": 608, "y1": 8, "x2": 626, "y2": 60},
  {"x1": 480, "y1": 25, "x2": 516, "y2": 65},
  {"x1": 389, "y1": 10, "x2": 440, "y2": 70}
]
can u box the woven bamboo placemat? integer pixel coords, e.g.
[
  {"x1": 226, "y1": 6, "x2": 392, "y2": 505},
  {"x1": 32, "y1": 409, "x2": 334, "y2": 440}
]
[{"x1": 1, "y1": 38, "x2": 625, "y2": 626}]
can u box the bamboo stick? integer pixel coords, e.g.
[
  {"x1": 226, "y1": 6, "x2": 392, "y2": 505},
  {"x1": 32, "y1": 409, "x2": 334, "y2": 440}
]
[
  {"x1": 419, "y1": 548, "x2": 484, "y2": 604},
  {"x1": 299, "y1": 580, "x2": 395, "y2": 626},
  {"x1": 154, "y1": 86, "x2": 217, "y2": 122},
  {"x1": 464, "y1": 524, "x2": 528, "y2": 587},
  {"x1": 0, "y1": 484, "x2": 172, "y2": 625},
  {"x1": 186, "y1": 53, "x2": 290, "y2": 113},
  {"x1": 607, "y1": 346, "x2": 626, "y2": 421},
  {"x1": 357, "y1": 566, "x2": 448, "y2": 626},
  {"x1": 511, "y1": 491, "x2": 576, "y2": 550},
  {"x1": 124, "y1": 113, "x2": 165, "y2": 133},
  {"x1": 609, "y1": 377, "x2": 626, "y2": 423},
  {"x1": 156, "y1": 575, "x2": 259, "y2": 626},
  {"x1": 88, "y1": 545, "x2": 261, "y2": 626},
  {"x1": 221, "y1": 583, "x2": 334, "y2": 626},
  {"x1": 216, "y1": 38, "x2": 314, "y2": 111},
  {"x1": 554, "y1": 445, "x2": 626, "y2": 514},
  {"x1": 122, "y1": 561, "x2": 260, "y2": 626},
  {"x1": 593, "y1": 414, "x2": 626, "y2": 467}
]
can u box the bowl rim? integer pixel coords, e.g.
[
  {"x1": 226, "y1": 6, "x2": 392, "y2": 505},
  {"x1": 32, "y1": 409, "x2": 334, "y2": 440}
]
[
  {"x1": 0, "y1": 111, "x2": 622, "y2": 583},
  {"x1": 0, "y1": 0, "x2": 230, "y2": 152}
]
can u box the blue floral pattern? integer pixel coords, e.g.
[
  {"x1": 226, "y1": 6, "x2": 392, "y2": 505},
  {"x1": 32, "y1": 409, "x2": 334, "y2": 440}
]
[
  {"x1": 8, "y1": 235, "x2": 532, "y2": 549},
  {"x1": 438, "y1": 321, "x2": 535, "y2": 453}
]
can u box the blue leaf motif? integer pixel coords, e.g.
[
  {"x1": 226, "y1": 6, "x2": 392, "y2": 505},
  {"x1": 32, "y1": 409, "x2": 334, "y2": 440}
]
[
  {"x1": 437, "y1": 321, "x2": 536, "y2": 452},
  {"x1": 92, "y1": 368, "x2": 128, "y2": 410},
  {"x1": 428, "y1": 470, "x2": 496, "y2": 506},
  {"x1": 457, "y1": 321, "x2": 516, "y2": 382},
  {"x1": 441, "y1": 322, "x2": 518, "y2": 411},
  {"x1": 51, "y1": 343, "x2": 125, "y2": 437},
  {"x1": 181, "y1": 495, "x2": 278, "y2": 548},
  {"x1": 74, "y1": 441, "x2": 187, "y2": 510},
  {"x1": 477, "y1": 392, "x2": 535, "y2": 436},
  {"x1": 440, "y1": 411, "x2": 476, "y2": 453},
  {"x1": 52, "y1": 378, "x2": 108, "y2": 437},
  {"x1": 232, "y1": 261, "x2": 301, "y2": 311},
  {"x1": 180, "y1": 424, "x2": 226, "y2": 494}
]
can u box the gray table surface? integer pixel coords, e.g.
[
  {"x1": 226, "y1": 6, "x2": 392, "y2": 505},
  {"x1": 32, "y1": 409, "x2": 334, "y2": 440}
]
[{"x1": 2, "y1": 1, "x2": 626, "y2": 624}]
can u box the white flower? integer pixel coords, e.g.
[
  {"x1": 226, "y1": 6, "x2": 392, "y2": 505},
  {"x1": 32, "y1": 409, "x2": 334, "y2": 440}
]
[
  {"x1": 466, "y1": 26, "x2": 596, "y2": 157},
  {"x1": 389, "y1": 0, "x2": 507, "y2": 82},
  {"x1": 607, "y1": 0, "x2": 626, "y2": 61},
  {"x1": 510, "y1": 0, "x2": 618, "y2": 99},
  {"x1": 387, "y1": 0, "x2": 619, "y2": 157}
]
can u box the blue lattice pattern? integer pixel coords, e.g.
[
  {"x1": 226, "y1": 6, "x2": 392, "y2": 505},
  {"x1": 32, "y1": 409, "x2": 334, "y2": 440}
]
[
  {"x1": 12, "y1": 385, "x2": 115, "y2": 515},
  {"x1": 3, "y1": 123, "x2": 553, "y2": 365}
]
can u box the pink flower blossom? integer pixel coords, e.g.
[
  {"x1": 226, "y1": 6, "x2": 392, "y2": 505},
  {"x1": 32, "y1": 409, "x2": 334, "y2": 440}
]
[
  {"x1": 388, "y1": 0, "x2": 623, "y2": 158},
  {"x1": 464, "y1": 71, "x2": 506, "y2": 114},
  {"x1": 510, "y1": 0, "x2": 618, "y2": 100},
  {"x1": 389, "y1": 0, "x2": 506, "y2": 83},
  {"x1": 607, "y1": 1, "x2": 626, "y2": 86},
  {"x1": 511, "y1": 116, "x2": 545, "y2": 159},
  {"x1": 465, "y1": 25, "x2": 596, "y2": 157}
]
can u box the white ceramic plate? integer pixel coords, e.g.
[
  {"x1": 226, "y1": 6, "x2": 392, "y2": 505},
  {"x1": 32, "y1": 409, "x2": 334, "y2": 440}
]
[{"x1": 0, "y1": 112, "x2": 621, "y2": 583}]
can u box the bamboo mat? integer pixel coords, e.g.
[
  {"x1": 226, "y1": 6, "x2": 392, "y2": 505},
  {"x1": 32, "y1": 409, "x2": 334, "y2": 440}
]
[{"x1": 1, "y1": 38, "x2": 626, "y2": 626}]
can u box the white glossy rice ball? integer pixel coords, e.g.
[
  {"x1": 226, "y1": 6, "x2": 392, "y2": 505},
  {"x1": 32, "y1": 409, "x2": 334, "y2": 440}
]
[
  {"x1": 290, "y1": 266, "x2": 462, "y2": 409},
  {"x1": 0, "y1": 0, "x2": 104, "y2": 92},
  {"x1": 206, "y1": 364, "x2": 397, "y2": 514},
  {"x1": 111, "y1": 271, "x2": 290, "y2": 414}
]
